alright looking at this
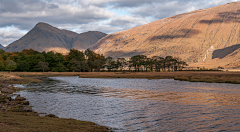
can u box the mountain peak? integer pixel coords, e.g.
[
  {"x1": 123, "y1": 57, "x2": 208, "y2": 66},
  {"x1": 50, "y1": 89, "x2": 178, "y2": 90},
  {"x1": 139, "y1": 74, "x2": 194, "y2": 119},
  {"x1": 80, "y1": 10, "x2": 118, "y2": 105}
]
[
  {"x1": 4, "y1": 23, "x2": 107, "y2": 53},
  {"x1": 36, "y1": 22, "x2": 52, "y2": 27}
]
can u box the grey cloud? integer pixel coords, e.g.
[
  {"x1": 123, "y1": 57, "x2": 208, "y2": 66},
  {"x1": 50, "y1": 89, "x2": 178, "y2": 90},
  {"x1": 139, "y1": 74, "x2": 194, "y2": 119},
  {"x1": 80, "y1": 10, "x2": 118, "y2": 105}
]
[
  {"x1": 129, "y1": 0, "x2": 237, "y2": 20},
  {"x1": 0, "y1": 0, "x2": 113, "y2": 30}
]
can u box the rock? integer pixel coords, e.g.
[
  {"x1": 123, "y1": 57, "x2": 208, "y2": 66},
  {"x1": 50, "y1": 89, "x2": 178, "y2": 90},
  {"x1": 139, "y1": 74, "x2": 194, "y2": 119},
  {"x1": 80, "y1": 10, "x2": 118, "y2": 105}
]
[
  {"x1": 10, "y1": 78, "x2": 18, "y2": 81},
  {"x1": 45, "y1": 114, "x2": 58, "y2": 118},
  {"x1": 20, "y1": 106, "x2": 32, "y2": 112},
  {"x1": 15, "y1": 97, "x2": 26, "y2": 101},
  {"x1": 1, "y1": 88, "x2": 14, "y2": 93}
]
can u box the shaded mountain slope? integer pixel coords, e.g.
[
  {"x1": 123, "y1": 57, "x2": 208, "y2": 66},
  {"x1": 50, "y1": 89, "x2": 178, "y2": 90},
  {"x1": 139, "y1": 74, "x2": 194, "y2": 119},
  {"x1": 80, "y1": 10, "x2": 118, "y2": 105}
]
[
  {"x1": 0, "y1": 44, "x2": 4, "y2": 49},
  {"x1": 91, "y1": 2, "x2": 240, "y2": 68},
  {"x1": 72, "y1": 31, "x2": 108, "y2": 51},
  {"x1": 5, "y1": 23, "x2": 107, "y2": 53}
]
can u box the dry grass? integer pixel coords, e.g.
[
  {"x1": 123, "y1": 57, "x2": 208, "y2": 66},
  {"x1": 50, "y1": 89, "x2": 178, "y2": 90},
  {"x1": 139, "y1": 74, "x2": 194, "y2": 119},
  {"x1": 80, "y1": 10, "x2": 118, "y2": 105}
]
[
  {"x1": 1, "y1": 71, "x2": 240, "y2": 84},
  {"x1": 76, "y1": 71, "x2": 240, "y2": 84},
  {"x1": 0, "y1": 112, "x2": 109, "y2": 132}
]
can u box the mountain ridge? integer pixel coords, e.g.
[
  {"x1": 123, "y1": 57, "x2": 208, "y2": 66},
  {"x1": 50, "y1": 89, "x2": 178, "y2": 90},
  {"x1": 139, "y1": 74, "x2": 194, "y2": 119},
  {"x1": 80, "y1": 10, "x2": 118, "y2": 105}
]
[
  {"x1": 4, "y1": 22, "x2": 107, "y2": 53},
  {"x1": 90, "y1": 2, "x2": 240, "y2": 68}
]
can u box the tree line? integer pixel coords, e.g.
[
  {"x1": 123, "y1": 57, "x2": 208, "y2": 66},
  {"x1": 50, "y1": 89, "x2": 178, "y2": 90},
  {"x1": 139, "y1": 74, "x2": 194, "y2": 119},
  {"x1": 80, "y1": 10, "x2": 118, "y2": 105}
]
[{"x1": 0, "y1": 49, "x2": 188, "y2": 72}]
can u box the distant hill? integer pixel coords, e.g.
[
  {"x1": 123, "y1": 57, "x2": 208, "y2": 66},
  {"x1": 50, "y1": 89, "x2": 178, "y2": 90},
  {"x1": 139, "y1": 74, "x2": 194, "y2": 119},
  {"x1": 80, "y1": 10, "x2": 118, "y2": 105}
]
[
  {"x1": 90, "y1": 2, "x2": 240, "y2": 69},
  {"x1": 0, "y1": 44, "x2": 4, "y2": 49},
  {"x1": 4, "y1": 22, "x2": 107, "y2": 54}
]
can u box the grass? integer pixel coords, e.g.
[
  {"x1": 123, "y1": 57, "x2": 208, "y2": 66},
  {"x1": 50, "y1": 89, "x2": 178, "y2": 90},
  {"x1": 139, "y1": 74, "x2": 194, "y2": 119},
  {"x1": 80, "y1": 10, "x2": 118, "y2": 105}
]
[
  {"x1": 0, "y1": 112, "x2": 109, "y2": 132},
  {"x1": 1, "y1": 71, "x2": 240, "y2": 84},
  {"x1": 76, "y1": 71, "x2": 240, "y2": 84}
]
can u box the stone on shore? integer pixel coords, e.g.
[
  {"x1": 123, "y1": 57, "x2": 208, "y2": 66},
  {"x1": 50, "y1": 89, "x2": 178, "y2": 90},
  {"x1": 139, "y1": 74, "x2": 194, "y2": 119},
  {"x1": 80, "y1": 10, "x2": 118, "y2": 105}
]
[
  {"x1": 1, "y1": 88, "x2": 14, "y2": 93},
  {"x1": 21, "y1": 106, "x2": 32, "y2": 112},
  {"x1": 15, "y1": 97, "x2": 27, "y2": 101}
]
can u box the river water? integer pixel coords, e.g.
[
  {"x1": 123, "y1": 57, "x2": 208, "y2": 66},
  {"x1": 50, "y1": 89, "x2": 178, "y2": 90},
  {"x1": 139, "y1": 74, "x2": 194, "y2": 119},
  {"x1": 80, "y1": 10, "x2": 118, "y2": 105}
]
[{"x1": 16, "y1": 77, "x2": 240, "y2": 131}]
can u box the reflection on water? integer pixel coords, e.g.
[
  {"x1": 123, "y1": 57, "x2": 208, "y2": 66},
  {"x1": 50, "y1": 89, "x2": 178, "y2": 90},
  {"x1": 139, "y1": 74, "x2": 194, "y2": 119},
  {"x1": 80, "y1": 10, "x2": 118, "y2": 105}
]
[{"x1": 17, "y1": 77, "x2": 240, "y2": 131}]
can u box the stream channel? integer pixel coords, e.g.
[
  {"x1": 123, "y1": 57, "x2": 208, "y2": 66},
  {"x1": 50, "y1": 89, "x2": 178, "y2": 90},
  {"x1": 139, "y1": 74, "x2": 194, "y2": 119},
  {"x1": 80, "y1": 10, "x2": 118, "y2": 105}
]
[{"x1": 15, "y1": 77, "x2": 240, "y2": 131}]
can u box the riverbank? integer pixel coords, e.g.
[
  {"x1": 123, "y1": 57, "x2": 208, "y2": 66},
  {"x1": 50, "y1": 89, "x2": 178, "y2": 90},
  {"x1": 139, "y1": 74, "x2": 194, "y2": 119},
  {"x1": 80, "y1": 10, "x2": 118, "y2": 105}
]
[
  {"x1": 75, "y1": 71, "x2": 240, "y2": 84},
  {"x1": 2, "y1": 71, "x2": 240, "y2": 84},
  {"x1": 0, "y1": 72, "x2": 110, "y2": 132}
]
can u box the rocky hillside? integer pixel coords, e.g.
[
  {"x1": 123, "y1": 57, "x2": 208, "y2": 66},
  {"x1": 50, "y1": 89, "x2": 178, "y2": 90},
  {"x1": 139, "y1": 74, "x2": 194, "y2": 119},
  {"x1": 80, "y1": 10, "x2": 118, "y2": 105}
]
[
  {"x1": 0, "y1": 44, "x2": 4, "y2": 49},
  {"x1": 4, "y1": 23, "x2": 107, "y2": 54},
  {"x1": 91, "y1": 2, "x2": 240, "y2": 68}
]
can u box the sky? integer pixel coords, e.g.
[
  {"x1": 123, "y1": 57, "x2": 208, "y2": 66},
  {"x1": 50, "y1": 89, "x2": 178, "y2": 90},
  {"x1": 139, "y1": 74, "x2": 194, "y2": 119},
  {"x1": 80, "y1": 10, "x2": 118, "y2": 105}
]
[{"x1": 0, "y1": 0, "x2": 239, "y2": 46}]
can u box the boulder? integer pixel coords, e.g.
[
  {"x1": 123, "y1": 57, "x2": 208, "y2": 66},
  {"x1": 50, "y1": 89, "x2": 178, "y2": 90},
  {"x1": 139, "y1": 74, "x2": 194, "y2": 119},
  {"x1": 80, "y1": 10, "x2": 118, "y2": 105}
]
[
  {"x1": 20, "y1": 106, "x2": 32, "y2": 112},
  {"x1": 15, "y1": 97, "x2": 26, "y2": 101}
]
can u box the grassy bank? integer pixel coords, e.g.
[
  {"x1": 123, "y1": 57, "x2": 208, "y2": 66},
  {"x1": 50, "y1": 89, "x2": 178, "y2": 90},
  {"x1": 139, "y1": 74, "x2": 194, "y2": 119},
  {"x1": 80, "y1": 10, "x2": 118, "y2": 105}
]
[
  {"x1": 0, "y1": 112, "x2": 109, "y2": 132},
  {"x1": 4, "y1": 71, "x2": 240, "y2": 84},
  {"x1": 76, "y1": 71, "x2": 240, "y2": 84},
  {"x1": 0, "y1": 72, "x2": 110, "y2": 132}
]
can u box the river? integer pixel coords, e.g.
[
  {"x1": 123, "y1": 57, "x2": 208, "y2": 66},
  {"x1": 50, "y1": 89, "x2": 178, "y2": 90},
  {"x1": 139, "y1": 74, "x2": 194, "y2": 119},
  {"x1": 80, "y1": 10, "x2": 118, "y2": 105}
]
[{"x1": 15, "y1": 77, "x2": 240, "y2": 131}]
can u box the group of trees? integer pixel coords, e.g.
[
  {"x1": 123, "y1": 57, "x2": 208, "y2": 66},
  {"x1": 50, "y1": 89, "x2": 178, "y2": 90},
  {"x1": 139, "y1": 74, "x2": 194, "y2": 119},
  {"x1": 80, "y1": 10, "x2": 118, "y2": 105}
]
[
  {"x1": 0, "y1": 48, "x2": 187, "y2": 72},
  {"x1": 106, "y1": 55, "x2": 188, "y2": 72}
]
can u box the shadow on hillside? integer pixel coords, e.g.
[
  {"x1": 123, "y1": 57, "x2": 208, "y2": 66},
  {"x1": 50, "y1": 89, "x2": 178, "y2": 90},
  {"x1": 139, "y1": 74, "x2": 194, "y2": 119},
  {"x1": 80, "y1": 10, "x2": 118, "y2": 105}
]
[
  {"x1": 90, "y1": 34, "x2": 117, "y2": 50},
  {"x1": 199, "y1": 10, "x2": 240, "y2": 24},
  {"x1": 212, "y1": 44, "x2": 240, "y2": 59},
  {"x1": 104, "y1": 50, "x2": 145, "y2": 58},
  {"x1": 150, "y1": 29, "x2": 200, "y2": 41}
]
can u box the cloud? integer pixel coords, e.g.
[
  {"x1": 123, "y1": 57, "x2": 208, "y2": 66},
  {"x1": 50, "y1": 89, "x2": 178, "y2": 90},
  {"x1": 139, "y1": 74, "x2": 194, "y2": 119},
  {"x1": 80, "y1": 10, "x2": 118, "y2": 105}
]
[
  {"x1": 0, "y1": 26, "x2": 26, "y2": 46},
  {"x1": 0, "y1": 0, "x2": 238, "y2": 46},
  {"x1": 0, "y1": 0, "x2": 114, "y2": 30}
]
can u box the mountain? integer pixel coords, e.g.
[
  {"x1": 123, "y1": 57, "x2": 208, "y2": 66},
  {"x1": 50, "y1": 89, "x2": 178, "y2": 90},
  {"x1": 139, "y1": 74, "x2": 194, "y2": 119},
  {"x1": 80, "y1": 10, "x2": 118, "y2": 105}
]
[
  {"x1": 0, "y1": 44, "x2": 4, "y2": 49},
  {"x1": 91, "y1": 2, "x2": 240, "y2": 69},
  {"x1": 4, "y1": 22, "x2": 107, "y2": 54},
  {"x1": 72, "y1": 31, "x2": 108, "y2": 51}
]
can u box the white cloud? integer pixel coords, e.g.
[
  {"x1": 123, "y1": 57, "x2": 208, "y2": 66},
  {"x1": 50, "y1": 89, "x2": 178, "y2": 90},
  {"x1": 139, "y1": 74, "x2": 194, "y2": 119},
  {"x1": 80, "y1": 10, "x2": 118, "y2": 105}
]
[{"x1": 0, "y1": 26, "x2": 26, "y2": 46}]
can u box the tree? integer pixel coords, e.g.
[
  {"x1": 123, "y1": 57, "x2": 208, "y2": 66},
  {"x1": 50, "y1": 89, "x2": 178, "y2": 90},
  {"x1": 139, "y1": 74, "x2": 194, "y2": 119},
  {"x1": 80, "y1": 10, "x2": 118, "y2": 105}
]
[
  {"x1": 5, "y1": 60, "x2": 17, "y2": 72},
  {"x1": 152, "y1": 56, "x2": 164, "y2": 72},
  {"x1": 85, "y1": 49, "x2": 105, "y2": 72},
  {"x1": 66, "y1": 49, "x2": 85, "y2": 61},
  {"x1": 165, "y1": 56, "x2": 173, "y2": 71},
  {"x1": 145, "y1": 58, "x2": 154, "y2": 71},
  {"x1": 129, "y1": 55, "x2": 146, "y2": 72},
  {"x1": 37, "y1": 61, "x2": 49, "y2": 72},
  {"x1": 93, "y1": 59, "x2": 105, "y2": 72},
  {"x1": 27, "y1": 54, "x2": 45, "y2": 70},
  {"x1": 52, "y1": 63, "x2": 68, "y2": 72},
  {"x1": 68, "y1": 59, "x2": 79, "y2": 72},
  {"x1": 116, "y1": 58, "x2": 127, "y2": 71},
  {"x1": 17, "y1": 60, "x2": 30, "y2": 71},
  {"x1": 105, "y1": 56, "x2": 114, "y2": 71},
  {"x1": 0, "y1": 60, "x2": 5, "y2": 71}
]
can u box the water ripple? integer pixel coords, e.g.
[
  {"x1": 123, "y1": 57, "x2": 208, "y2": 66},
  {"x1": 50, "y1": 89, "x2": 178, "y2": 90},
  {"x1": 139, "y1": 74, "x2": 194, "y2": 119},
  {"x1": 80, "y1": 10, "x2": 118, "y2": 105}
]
[{"x1": 15, "y1": 77, "x2": 240, "y2": 131}]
